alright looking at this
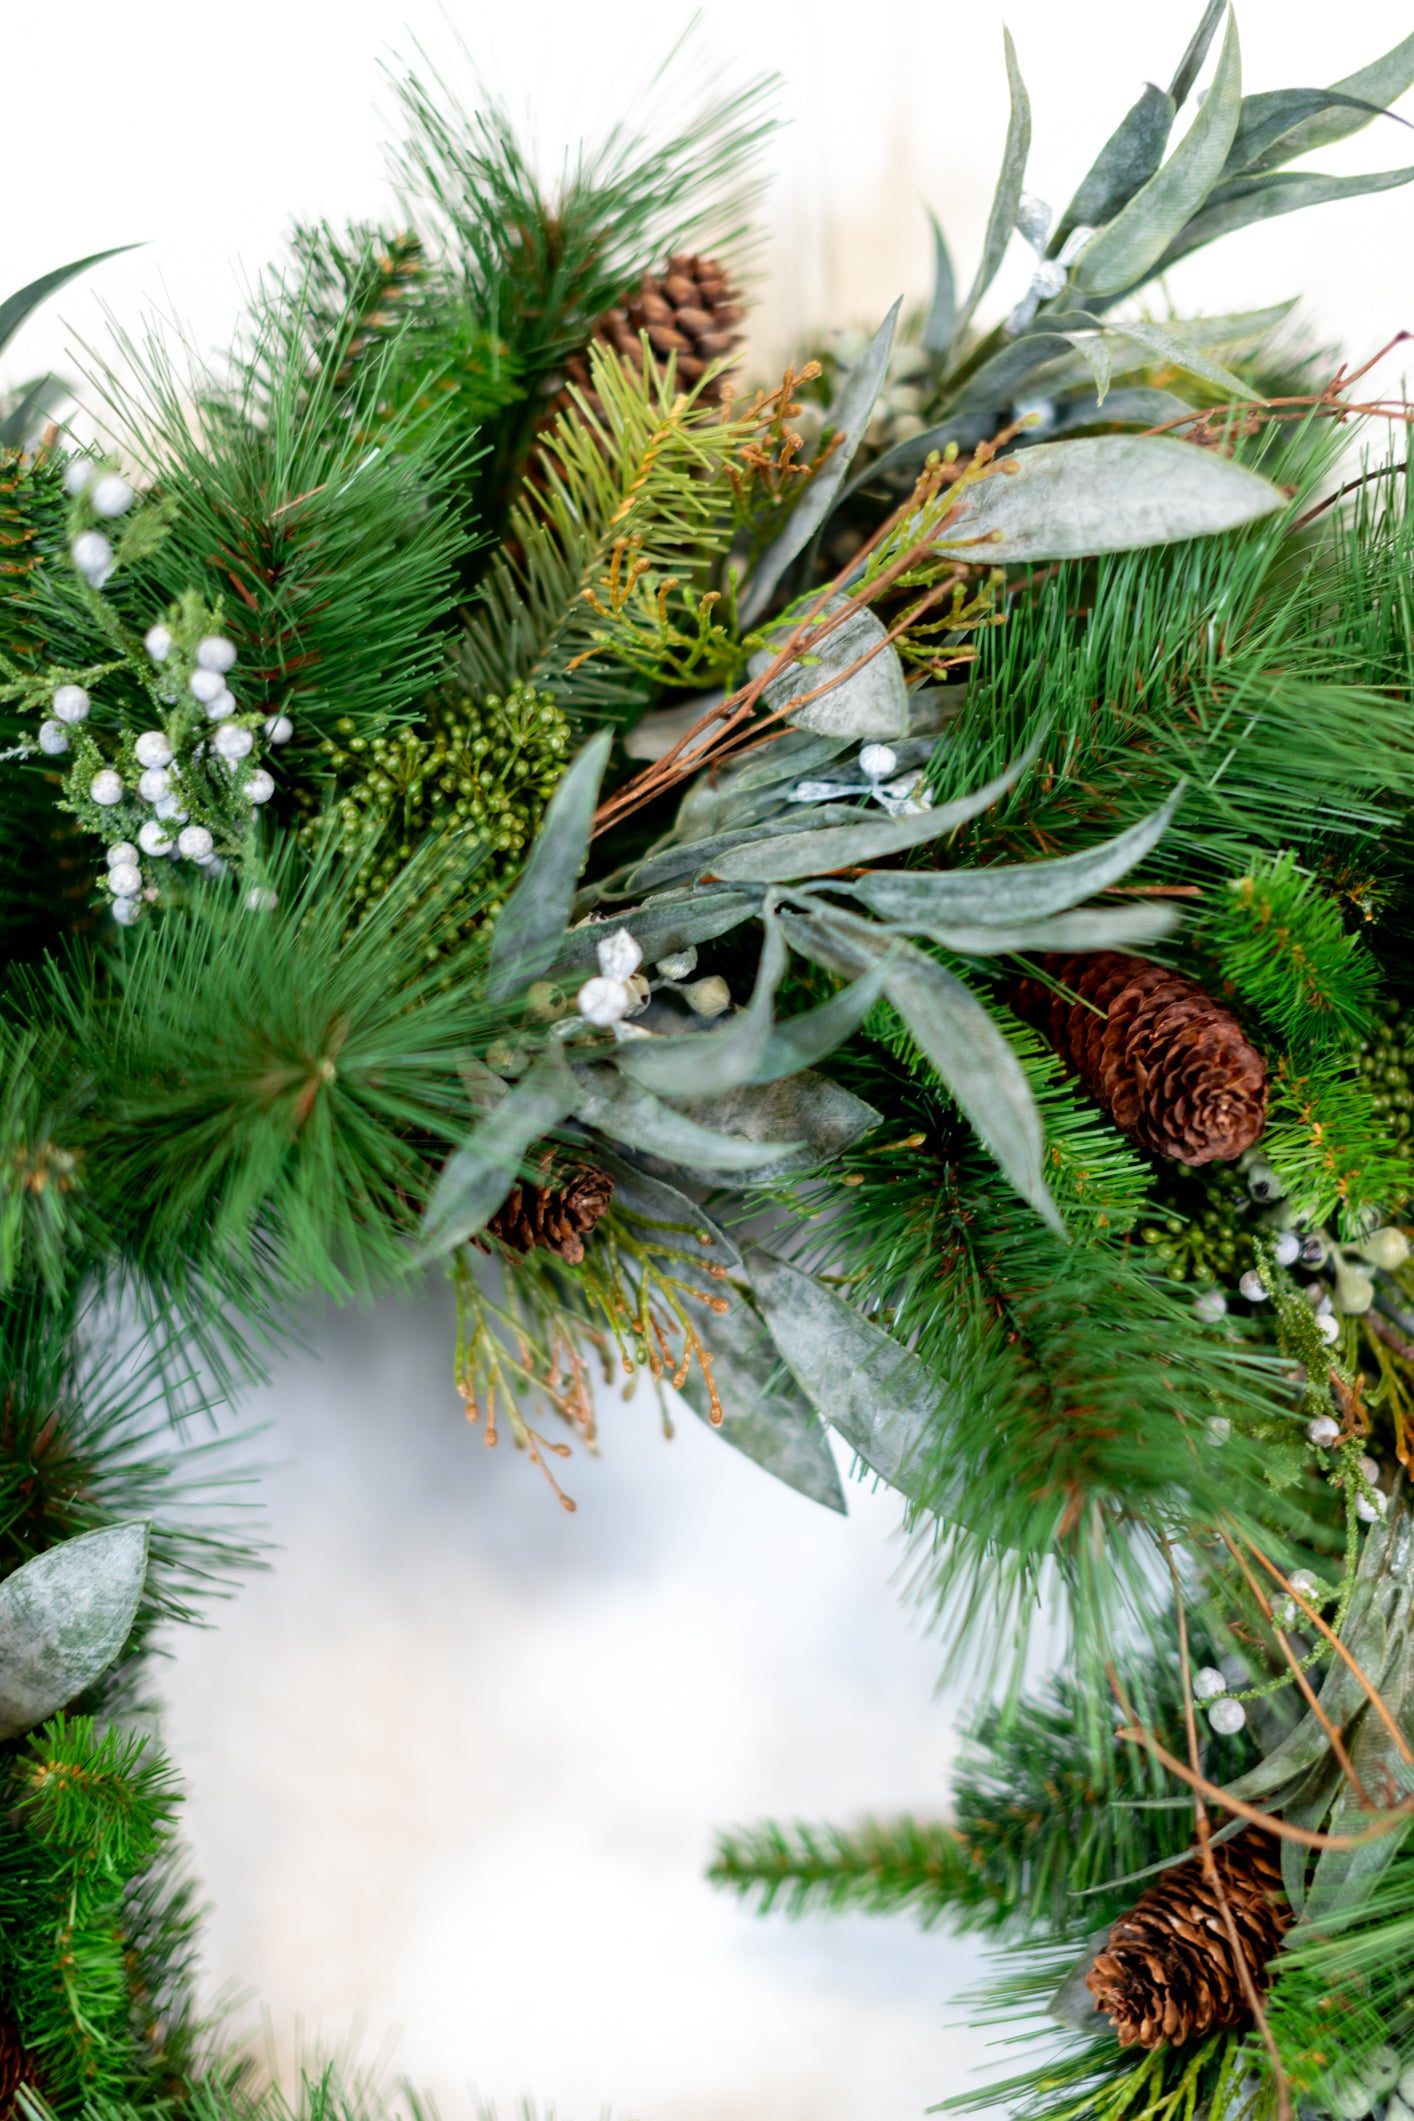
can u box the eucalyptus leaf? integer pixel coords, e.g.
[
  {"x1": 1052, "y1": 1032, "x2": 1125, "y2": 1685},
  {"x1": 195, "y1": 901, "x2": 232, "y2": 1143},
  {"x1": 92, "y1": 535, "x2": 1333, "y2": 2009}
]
[
  {"x1": 739, "y1": 299, "x2": 901, "y2": 625},
  {"x1": 1169, "y1": 0, "x2": 1226, "y2": 112},
  {"x1": 908, "y1": 901, "x2": 1182, "y2": 956},
  {"x1": 644, "y1": 1072, "x2": 880, "y2": 1189},
  {"x1": 0, "y1": 247, "x2": 138, "y2": 361},
  {"x1": 1244, "y1": 32, "x2": 1414, "y2": 171},
  {"x1": 749, "y1": 956, "x2": 898, "y2": 1083},
  {"x1": 1055, "y1": 84, "x2": 1175, "y2": 246},
  {"x1": 675, "y1": 1276, "x2": 846, "y2": 1514},
  {"x1": 708, "y1": 735, "x2": 1044, "y2": 885},
  {"x1": 1024, "y1": 301, "x2": 1295, "y2": 400},
  {"x1": 1093, "y1": 318, "x2": 1260, "y2": 401},
  {"x1": 669, "y1": 730, "x2": 856, "y2": 842},
  {"x1": 1223, "y1": 87, "x2": 1407, "y2": 181},
  {"x1": 744, "y1": 1247, "x2": 947, "y2": 1496},
  {"x1": 549, "y1": 886, "x2": 762, "y2": 980},
  {"x1": 594, "y1": 1150, "x2": 741, "y2": 1272},
  {"x1": 1074, "y1": 11, "x2": 1242, "y2": 298},
  {"x1": 0, "y1": 1523, "x2": 149, "y2": 1740},
  {"x1": 614, "y1": 914, "x2": 788, "y2": 1098},
  {"x1": 934, "y1": 436, "x2": 1283, "y2": 564},
  {"x1": 884, "y1": 949, "x2": 1060, "y2": 1233},
  {"x1": 935, "y1": 331, "x2": 1102, "y2": 435},
  {"x1": 573, "y1": 1066, "x2": 804, "y2": 1170},
  {"x1": 486, "y1": 731, "x2": 611, "y2": 999},
  {"x1": 921, "y1": 211, "x2": 957, "y2": 354},
  {"x1": 746, "y1": 599, "x2": 910, "y2": 740},
  {"x1": 947, "y1": 27, "x2": 1032, "y2": 360},
  {"x1": 417, "y1": 1047, "x2": 577, "y2": 1261},
  {"x1": 0, "y1": 375, "x2": 69, "y2": 449},
  {"x1": 628, "y1": 806, "x2": 867, "y2": 895},
  {"x1": 1049, "y1": 1931, "x2": 1114, "y2": 2033},
  {"x1": 1154, "y1": 164, "x2": 1414, "y2": 275},
  {"x1": 844, "y1": 789, "x2": 1183, "y2": 927},
  {"x1": 1050, "y1": 388, "x2": 1198, "y2": 436}
]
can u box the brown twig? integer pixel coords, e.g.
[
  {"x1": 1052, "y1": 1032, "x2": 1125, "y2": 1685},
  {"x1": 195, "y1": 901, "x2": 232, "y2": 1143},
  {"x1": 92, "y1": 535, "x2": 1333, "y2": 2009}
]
[
  {"x1": 1115, "y1": 1725, "x2": 1414, "y2": 1848},
  {"x1": 1242, "y1": 1537, "x2": 1414, "y2": 1767}
]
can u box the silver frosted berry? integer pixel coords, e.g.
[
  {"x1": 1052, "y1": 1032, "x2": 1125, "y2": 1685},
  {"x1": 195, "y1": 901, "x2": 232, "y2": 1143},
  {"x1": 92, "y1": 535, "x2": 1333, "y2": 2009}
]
[
  {"x1": 52, "y1": 684, "x2": 90, "y2": 724},
  {"x1": 595, "y1": 928, "x2": 642, "y2": 982},
  {"x1": 144, "y1": 624, "x2": 173, "y2": 662},
  {"x1": 133, "y1": 730, "x2": 172, "y2": 768},
  {"x1": 1238, "y1": 1270, "x2": 1267, "y2": 1302},
  {"x1": 1307, "y1": 1416, "x2": 1340, "y2": 1447},
  {"x1": 107, "y1": 861, "x2": 142, "y2": 896},
  {"x1": 1193, "y1": 1287, "x2": 1227, "y2": 1323},
  {"x1": 38, "y1": 720, "x2": 69, "y2": 755},
  {"x1": 138, "y1": 768, "x2": 171, "y2": 802},
  {"x1": 205, "y1": 688, "x2": 236, "y2": 721},
  {"x1": 1316, "y1": 1313, "x2": 1341, "y2": 1345},
  {"x1": 1192, "y1": 1666, "x2": 1227, "y2": 1701},
  {"x1": 263, "y1": 713, "x2": 293, "y2": 744},
  {"x1": 89, "y1": 769, "x2": 123, "y2": 806},
  {"x1": 245, "y1": 769, "x2": 275, "y2": 804},
  {"x1": 176, "y1": 825, "x2": 214, "y2": 861},
  {"x1": 1272, "y1": 1230, "x2": 1301, "y2": 1267},
  {"x1": 112, "y1": 897, "x2": 142, "y2": 926},
  {"x1": 195, "y1": 635, "x2": 237, "y2": 673},
  {"x1": 138, "y1": 820, "x2": 174, "y2": 855},
  {"x1": 212, "y1": 722, "x2": 254, "y2": 761},
  {"x1": 1208, "y1": 1697, "x2": 1246, "y2": 1735},
  {"x1": 90, "y1": 473, "x2": 134, "y2": 518},
  {"x1": 63, "y1": 458, "x2": 93, "y2": 497},
  {"x1": 105, "y1": 842, "x2": 137, "y2": 867},
  {"x1": 188, "y1": 667, "x2": 225, "y2": 704},
  {"x1": 72, "y1": 530, "x2": 115, "y2": 586}
]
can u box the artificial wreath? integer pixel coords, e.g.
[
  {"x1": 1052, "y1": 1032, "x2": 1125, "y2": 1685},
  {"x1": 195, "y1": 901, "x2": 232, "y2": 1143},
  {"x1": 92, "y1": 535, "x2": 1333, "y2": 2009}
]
[{"x1": 5, "y1": 4, "x2": 1414, "y2": 2116}]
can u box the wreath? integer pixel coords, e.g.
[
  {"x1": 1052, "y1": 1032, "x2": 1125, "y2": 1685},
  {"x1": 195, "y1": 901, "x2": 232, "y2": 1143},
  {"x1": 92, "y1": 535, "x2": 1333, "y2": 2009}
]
[{"x1": 4, "y1": 7, "x2": 1414, "y2": 2118}]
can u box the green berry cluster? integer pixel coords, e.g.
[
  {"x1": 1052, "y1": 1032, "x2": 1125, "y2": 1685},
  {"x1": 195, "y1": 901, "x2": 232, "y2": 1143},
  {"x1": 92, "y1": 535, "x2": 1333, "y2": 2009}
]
[
  {"x1": 1135, "y1": 1164, "x2": 1257, "y2": 1286},
  {"x1": 316, "y1": 682, "x2": 571, "y2": 911},
  {"x1": 1354, "y1": 997, "x2": 1414, "y2": 1141}
]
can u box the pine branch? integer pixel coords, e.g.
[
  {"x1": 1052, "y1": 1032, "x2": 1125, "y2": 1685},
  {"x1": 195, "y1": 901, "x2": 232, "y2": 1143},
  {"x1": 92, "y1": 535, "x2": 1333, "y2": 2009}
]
[
  {"x1": 1263, "y1": 1049, "x2": 1414, "y2": 1237},
  {"x1": 708, "y1": 1816, "x2": 981, "y2": 1926},
  {"x1": 1202, "y1": 849, "x2": 1381, "y2": 1056}
]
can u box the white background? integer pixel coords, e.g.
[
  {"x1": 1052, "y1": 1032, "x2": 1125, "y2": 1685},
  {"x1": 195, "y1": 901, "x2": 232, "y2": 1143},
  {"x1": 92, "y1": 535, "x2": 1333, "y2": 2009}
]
[{"x1": 13, "y1": 2, "x2": 1414, "y2": 2115}]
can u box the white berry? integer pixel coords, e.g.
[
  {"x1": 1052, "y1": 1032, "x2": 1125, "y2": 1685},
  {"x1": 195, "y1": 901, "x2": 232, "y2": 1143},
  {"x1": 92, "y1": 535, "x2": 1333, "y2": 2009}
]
[
  {"x1": 90, "y1": 473, "x2": 134, "y2": 518},
  {"x1": 596, "y1": 928, "x2": 643, "y2": 982},
  {"x1": 1238, "y1": 1270, "x2": 1267, "y2": 1302},
  {"x1": 106, "y1": 842, "x2": 137, "y2": 867},
  {"x1": 684, "y1": 975, "x2": 732, "y2": 1018},
  {"x1": 1192, "y1": 1666, "x2": 1227, "y2": 1700},
  {"x1": 196, "y1": 635, "x2": 237, "y2": 673},
  {"x1": 245, "y1": 886, "x2": 278, "y2": 911},
  {"x1": 1206, "y1": 1417, "x2": 1231, "y2": 1445},
  {"x1": 89, "y1": 769, "x2": 124, "y2": 806},
  {"x1": 213, "y1": 722, "x2": 254, "y2": 761},
  {"x1": 577, "y1": 975, "x2": 633, "y2": 1027},
  {"x1": 72, "y1": 530, "x2": 115, "y2": 586},
  {"x1": 188, "y1": 667, "x2": 225, "y2": 704},
  {"x1": 107, "y1": 861, "x2": 142, "y2": 896},
  {"x1": 1316, "y1": 1314, "x2": 1341, "y2": 1345},
  {"x1": 859, "y1": 743, "x2": 898, "y2": 778},
  {"x1": 177, "y1": 825, "x2": 214, "y2": 860},
  {"x1": 205, "y1": 688, "x2": 236, "y2": 721},
  {"x1": 52, "y1": 684, "x2": 90, "y2": 723},
  {"x1": 1357, "y1": 1489, "x2": 1388, "y2": 1523},
  {"x1": 1208, "y1": 1697, "x2": 1246, "y2": 1735},
  {"x1": 144, "y1": 624, "x2": 173, "y2": 662},
  {"x1": 245, "y1": 769, "x2": 275, "y2": 804},
  {"x1": 138, "y1": 767, "x2": 171, "y2": 802},
  {"x1": 138, "y1": 820, "x2": 174, "y2": 854},
  {"x1": 154, "y1": 794, "x2": 188, "y2": 821},
  {"x1": 134, "y1": 730, "x2": 172, "y2": 768},
  {"x1": 1193, "y1": 1288, "x2": 1227, "y2": 1323},
  {"x1": 63, "y1": 458, "x2": 93, "y2": 497},
  {"x1": 112, "y1": 897, "x2": 142, "y2": 926},
  {"x1": 38, "y1": 720, "x2": 69, "y2": 755},
  {"x1": 1307, "y1": 1416, "x2": 1340, "y2": 1446},
  {"x1": 263, "y1": 714, "x2": 293, "y2": 745},
  {"x1": 1273, "y1": 1230, "x2": 1301, "y2": 1267}
]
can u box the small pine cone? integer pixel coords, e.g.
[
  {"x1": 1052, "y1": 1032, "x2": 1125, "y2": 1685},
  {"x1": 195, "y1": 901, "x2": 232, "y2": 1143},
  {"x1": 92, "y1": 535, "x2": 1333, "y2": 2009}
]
[
  {"x1": 564, "y1": 253, "x2": 743, "y2": 408},
  {"x1": 1011, "y1": 951, "x2": 1267, "y2": 1164},
  {"x1": 1085, "y1": 1831, "x2": 1290, "y2": 2050},
  {"x1": 486, "y1": 1167, "x2": 615, "y2": 1265}
]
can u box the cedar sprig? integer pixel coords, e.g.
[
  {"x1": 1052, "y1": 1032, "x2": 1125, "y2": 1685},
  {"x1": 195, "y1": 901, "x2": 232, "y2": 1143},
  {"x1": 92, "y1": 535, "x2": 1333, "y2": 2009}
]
[{"x1": 1204, "y1": 849, "x2": 1381, "y2": 1057}]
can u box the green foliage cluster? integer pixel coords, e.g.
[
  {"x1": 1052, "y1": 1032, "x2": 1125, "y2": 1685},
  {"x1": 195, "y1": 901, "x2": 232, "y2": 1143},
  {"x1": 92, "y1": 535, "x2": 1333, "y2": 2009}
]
[{"x1": 1202, "y1": 850, "x2": 1380, "y2": 1056}]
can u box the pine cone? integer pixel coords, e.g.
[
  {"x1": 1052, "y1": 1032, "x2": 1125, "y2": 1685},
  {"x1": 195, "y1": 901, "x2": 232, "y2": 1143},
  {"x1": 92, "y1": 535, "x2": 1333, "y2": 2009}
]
[
  {"x1": 0, "y1": 2012, "x2": 39, "y2": 2118},
  {"x1": 564, "y1": 253, "x2": 743, "y2": 408},
  {"x1": 1085, "y1": 1831, "x2": 1290, "y2": 2049},
  {"x1": 1011, "y1": 952, "x2": 1268, "y2": 1164},
  {"x1": 485, "y1": 1167, "x2": 615, "y2": 1265}
]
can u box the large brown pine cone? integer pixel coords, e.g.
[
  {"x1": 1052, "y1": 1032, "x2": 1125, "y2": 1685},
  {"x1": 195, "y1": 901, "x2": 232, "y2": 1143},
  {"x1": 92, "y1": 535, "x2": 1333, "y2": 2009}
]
[
  {"x1": 1010, "y1": 952, "x2": 1267, "y2": 1164},
  {"x1": 485, "y1": 1168, "x2": 615, "y2": 1265},
  {"x1": 564, "y1": 254, "x2": 743, "y2": 407},
  {"x1": 1085, "y1": 1831, "x2": 1290, "y2": 2049}
]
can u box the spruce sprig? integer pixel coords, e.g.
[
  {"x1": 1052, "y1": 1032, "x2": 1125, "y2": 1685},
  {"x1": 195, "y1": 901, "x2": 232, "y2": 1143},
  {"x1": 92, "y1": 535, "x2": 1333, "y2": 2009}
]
[{"x1": 1204, "y1": 848, "x2": 1381, "y2": 1055}]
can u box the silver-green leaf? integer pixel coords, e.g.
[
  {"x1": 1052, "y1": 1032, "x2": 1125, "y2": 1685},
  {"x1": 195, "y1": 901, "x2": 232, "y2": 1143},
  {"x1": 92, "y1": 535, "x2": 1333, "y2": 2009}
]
[
  {"x1": 0, "y1": 1523, "x2": 149, "y2": 1740},
  {"x1": 650, "y1": 1073, "x2": 880, "y2": 1189},
  {"x1": 1243, "y1": 32, "x2": 1414, "y2": 172},
  {"x1": 417, "y1": 1047, "x2": 577, "y2": 1261},
  {"x1": 486, "y1": 731, "x2": 611, "y2": 999},
  {"x1": 948, "y1": 27, "x2": 1032, "y2": 360},
  {"x1": 935, "y1": 436, "x2": 1283, "y2": 563},
  {"x1": 921, "y1": 211, "x2": 957, "y2": 354},
  {"x1": 1074, "y1": 10, "x2": 1242, "y2": 297},
  {"x1": 615, "y1": 913, "x2": 788, "y2": 1098},
  {"x1": 574, "y1": 1066, "x2": 804, "y2": 1171},
  {"x1": 1055, "y1": 83, "x2": 1174, "y2": 245},
  {"x1": 746, "y1": 599, "x2": 910, "y2": 740},
  {"x1": 675, "y1": 1275, "x2": 846, "y2": 1513}
]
